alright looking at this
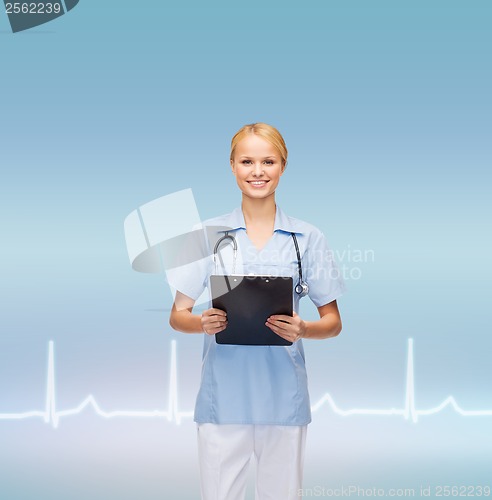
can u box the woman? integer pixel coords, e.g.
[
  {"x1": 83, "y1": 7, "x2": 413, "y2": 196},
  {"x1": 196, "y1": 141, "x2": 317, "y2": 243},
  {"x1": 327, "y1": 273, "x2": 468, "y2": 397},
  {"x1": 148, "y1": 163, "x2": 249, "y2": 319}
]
[{"x1": 169, "y1": 122, "x2": 346, "y2": 500}]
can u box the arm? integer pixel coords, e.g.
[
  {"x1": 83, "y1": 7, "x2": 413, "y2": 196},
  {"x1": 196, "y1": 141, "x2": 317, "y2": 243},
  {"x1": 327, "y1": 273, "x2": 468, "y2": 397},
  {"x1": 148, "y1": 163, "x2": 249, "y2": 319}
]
[
  {"x1": 169, "y1": 290, "x2": 227, "y2": 335},
  {"x1": 303, "y1": 300, "x2": 342, "y2": 340},
  {"x1": 266, "y1": 300, "x2": 342, "y2": 341}
]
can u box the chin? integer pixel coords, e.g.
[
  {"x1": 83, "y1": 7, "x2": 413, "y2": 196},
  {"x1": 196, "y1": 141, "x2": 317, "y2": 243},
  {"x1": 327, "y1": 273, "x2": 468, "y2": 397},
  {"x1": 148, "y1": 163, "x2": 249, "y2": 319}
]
[{"x1": 244, "y1": 190, "x2": 276, "y2": 200}]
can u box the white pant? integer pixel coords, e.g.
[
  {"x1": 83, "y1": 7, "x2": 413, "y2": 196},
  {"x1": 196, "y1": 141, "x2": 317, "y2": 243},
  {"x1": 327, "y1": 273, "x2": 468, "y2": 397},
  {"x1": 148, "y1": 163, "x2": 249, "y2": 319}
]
[{"x1": 196, "y1": 423, "x2": 308, "y2": 500}]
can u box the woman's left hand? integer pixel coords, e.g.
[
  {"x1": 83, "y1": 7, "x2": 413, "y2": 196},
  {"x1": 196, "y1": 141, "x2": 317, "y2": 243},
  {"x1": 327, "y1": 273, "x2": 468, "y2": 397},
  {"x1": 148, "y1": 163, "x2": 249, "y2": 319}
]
[{"x1": 265, "y1": 311, "x2": 307, "y2": 343}]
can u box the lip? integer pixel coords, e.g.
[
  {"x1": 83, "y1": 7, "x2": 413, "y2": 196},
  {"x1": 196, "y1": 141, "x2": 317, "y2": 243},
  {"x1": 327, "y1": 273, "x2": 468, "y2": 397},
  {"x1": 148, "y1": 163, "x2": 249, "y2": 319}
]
[{"x1": 247, "y1": 180, "x2": 269, "y2": 187}]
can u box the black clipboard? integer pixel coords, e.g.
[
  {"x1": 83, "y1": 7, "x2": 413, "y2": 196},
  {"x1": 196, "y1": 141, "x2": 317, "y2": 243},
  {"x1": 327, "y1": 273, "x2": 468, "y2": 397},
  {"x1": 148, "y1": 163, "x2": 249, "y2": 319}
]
[{"x1": 210, "y1": 274, "x2": 293, "y2": 346}]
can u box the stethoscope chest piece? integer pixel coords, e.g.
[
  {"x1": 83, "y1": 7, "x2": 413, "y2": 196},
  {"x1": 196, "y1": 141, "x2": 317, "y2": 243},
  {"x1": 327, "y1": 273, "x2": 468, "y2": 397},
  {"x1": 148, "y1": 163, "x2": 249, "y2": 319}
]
[{"x1": 295, "y1": 281, "x2": 309, "y2": 298}]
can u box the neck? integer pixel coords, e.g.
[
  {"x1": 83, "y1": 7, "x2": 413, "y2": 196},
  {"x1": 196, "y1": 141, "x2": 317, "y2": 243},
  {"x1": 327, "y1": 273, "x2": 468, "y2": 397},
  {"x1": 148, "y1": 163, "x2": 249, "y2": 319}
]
[{"x1": 241, "y1": 195, "x2": 277, "y2": 226}]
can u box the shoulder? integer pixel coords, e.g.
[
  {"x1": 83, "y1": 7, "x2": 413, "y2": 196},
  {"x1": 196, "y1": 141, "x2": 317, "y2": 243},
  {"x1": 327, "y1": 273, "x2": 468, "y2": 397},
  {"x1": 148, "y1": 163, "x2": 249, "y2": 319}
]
[
  {"x1": 292, "y1": 217, "x2": 322, "y2": 237},
  {"x1": 279, "y1": 208, "x2": 324, "y2": 240},
  {"x1": 279, "y1": 209, "x2": 333, "y2": 258},
  {"x1": 202, "y1": 212, "x2": 233, "y2": 228},
  {"x1": 191, "y1": 209, "x2": 237, "y2": 232}
]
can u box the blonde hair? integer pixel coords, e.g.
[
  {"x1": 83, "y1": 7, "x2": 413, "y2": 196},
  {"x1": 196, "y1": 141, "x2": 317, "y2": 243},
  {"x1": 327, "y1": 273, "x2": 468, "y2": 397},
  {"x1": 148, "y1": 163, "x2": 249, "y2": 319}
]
[{"x1": 230, "y1": 122, "x2": 288, "y2": 169}]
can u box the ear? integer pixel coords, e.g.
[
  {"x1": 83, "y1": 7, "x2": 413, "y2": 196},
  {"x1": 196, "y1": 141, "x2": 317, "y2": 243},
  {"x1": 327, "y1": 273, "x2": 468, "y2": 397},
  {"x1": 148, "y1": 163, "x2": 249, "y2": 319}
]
[{"x1": 230, "y1": 159, "x2": 235, "y2": 173}]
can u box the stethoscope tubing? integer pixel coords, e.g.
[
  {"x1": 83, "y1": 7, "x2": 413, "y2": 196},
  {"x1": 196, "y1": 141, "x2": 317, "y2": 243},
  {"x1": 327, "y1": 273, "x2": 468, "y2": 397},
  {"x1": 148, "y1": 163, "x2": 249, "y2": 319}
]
[{"x1": 213, "y1": 231, "x2": 308, "y2": 297}]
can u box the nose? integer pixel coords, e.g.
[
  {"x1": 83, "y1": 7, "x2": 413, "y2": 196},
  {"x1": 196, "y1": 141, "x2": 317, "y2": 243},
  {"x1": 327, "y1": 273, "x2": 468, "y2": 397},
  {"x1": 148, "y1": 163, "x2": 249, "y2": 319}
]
[{"x1": 252, "y1": 162, "x2": 264, "y2": 177}]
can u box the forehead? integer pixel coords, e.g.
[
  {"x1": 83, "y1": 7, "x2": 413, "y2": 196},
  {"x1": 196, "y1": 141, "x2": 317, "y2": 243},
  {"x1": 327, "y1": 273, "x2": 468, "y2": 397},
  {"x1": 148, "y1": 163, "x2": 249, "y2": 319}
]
[{"x1": 235, "y1": 134, "x2": 279, "y2": 157}]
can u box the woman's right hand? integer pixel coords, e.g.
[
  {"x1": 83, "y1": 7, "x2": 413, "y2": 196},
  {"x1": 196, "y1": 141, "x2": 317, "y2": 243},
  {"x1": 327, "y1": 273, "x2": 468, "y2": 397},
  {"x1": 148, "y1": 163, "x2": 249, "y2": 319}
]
[{"x1": 201, "y1": 308, "x2": 228, "y2": 335}]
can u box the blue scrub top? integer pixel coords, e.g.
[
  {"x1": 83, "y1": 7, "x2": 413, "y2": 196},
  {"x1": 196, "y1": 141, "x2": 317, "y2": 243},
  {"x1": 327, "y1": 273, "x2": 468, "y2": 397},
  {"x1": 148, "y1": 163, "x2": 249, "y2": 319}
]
[{"x1": 169, "y1": 204, "x2": 347, "y2": 425}]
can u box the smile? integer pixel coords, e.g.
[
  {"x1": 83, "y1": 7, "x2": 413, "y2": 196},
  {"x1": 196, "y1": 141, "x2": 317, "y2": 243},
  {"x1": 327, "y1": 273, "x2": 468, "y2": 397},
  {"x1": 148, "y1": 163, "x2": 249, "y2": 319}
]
[{"x1": 247, "y1": 181, "x2": 269, "y2": 187}]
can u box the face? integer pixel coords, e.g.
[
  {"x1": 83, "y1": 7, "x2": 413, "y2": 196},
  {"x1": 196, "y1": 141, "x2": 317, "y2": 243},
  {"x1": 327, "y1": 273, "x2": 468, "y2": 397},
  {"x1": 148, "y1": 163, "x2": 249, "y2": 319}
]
[{"x1": 230, "y1": 134, "x2": 285, "y2": 201}]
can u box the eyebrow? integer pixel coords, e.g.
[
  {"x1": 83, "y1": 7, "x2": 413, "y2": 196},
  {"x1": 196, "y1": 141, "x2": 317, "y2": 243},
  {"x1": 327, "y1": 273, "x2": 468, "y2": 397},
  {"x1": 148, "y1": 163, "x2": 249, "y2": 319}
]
[{"x1": 239, "y1": 155, "x2": 277, "y2": 159}]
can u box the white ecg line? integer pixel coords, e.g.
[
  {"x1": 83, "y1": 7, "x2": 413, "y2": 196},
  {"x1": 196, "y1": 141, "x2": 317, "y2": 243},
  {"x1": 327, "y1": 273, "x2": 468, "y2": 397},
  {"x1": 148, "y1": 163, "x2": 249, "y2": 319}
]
[{"x1": 0, "y1": 339, "x2": 491, "y2": 429}]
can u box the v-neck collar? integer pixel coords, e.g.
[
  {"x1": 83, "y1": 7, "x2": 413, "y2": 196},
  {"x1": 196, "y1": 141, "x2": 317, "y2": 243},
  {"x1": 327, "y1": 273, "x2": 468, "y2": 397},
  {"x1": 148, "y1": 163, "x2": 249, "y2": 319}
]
[{"x1": 216, "y1": 204, "x2": 304, "y2": 235}]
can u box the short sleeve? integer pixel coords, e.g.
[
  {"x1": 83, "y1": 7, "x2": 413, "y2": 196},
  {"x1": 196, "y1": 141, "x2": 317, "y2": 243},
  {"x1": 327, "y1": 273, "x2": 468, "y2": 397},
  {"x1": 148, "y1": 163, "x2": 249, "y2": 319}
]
[
  {"x1": 304, "y1": 228, "x2": 347, "y2": 307},
  {"x1": 165, "y1": 222, "x2": 214, "y2": 303}
]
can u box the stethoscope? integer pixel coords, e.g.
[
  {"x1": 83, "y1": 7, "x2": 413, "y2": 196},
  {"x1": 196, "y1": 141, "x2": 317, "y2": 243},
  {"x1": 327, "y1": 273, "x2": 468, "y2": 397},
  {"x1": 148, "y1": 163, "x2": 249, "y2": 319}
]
[{"x1": 213, "y1": 231, "x2": 309, "y2": 297}]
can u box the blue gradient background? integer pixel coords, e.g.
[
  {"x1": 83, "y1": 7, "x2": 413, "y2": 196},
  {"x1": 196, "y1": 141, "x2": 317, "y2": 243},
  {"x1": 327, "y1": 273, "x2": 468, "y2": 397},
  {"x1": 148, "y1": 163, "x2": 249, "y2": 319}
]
[{"x1": 1, "y1": 1, "x2": 491, "y2": 499}]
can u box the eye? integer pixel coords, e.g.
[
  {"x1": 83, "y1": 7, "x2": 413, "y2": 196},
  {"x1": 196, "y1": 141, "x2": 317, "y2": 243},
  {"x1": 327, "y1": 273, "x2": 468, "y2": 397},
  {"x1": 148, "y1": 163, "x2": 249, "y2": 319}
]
[
  {"x1": 264, "y1": 160, "x2": 274, "y2": 165},
  {"x1": 241, "y1": 160, "x2": 252, "y2": 165}
]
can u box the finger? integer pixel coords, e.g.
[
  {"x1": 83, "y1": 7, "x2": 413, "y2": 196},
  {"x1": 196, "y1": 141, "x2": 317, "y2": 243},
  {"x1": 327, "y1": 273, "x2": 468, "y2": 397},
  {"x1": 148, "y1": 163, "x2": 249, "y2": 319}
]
[
  {"x1": 268, "y1": 325, "x2": 292, "y2": 342},
  {"x1": 268, "y1": 315, "x2": 291, "y2": 325},
  {"x1": 265, "y1": 319, "x2": 289, "y2": 333},
  {"x1": 207, "y1": 319, "x2": 228, "y2": 329},
  {"x1": 202, "y1": 317, "x2": 227, "y2": 331},
  {"x1": 209, "y1": 308, "x2": 227, "y2": 317},
  {"x1": 210, "y1": 326, "x2": 227, "y2": 335},
  {"x1": 203, "y1": 309, "x2": 227, "y2": 319},
  {"x1": 204, "y1": 322, "x2": 228, "y2": 335}
]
